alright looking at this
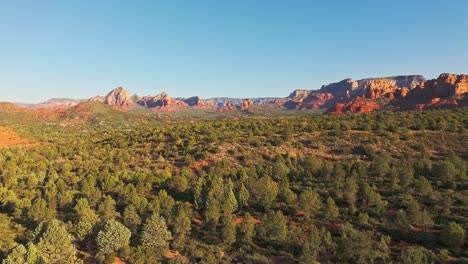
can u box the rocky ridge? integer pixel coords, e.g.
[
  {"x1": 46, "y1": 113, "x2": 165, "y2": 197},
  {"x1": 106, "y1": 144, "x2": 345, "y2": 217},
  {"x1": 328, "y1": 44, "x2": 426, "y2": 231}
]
[
  {"x1": 21, "y1": 73, "x2": 468, "y2": 115},
  {"x1": 90, "y1": 87, "x2": 133, "y2": 107},
  {"x1": 137, "y1": 92, "x2": 187, "y2": 109},
  {"x1": 28, "y1": 98, "x2": 84, "y2": 109},
  {"x1": 398, "y1": 73, "x2": 468, "y2": 110}
]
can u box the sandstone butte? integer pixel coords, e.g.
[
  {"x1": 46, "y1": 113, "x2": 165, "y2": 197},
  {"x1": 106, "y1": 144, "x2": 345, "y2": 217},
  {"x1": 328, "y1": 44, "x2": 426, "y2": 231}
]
[
  {"x1": 401, "y1": 73, "x2": 468, "y2": 110},
  {"x1": 287, "y1": 89, "x2": 312, "y2": 102},
  {"x1": 298, "y1": 93, "x2": 334, "y2": 109},
  {"x1": 240, "y1": 99, "x2": 254, "y2": 111},
  {"x1": 410, "y1": 73, "x2": 468, "y2": 98},
  {"x1": 103, "y1": 87, "x2": 133, "y2": 107},
  {"x1": 182, "y1": 96, "x2": 215, "y2": 108},
  {"x1": 327, "y1": 96, "x2": 380, "y2": 115},
  {"x1": 364, "y1": 79, "x2": 399, "y2": 99},
  {"x1": 323, "y1": 73, "x2": 468, "y2": 114},
  {"x1": 21, "y1": 73, "x2": 468, "y2": 115},
  {"x1": 217, "y1": 101, "x2": 236, "y2": 112},
  {"x1": 138, "y1": 92, "x2": 188, "y2": 109}
]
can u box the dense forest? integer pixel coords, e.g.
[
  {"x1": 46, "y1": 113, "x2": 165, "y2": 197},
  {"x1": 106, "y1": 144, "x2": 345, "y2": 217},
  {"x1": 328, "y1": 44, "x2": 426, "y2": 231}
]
[{"x1": 0, "y1": 107, "x2": 467, "y2": 263}]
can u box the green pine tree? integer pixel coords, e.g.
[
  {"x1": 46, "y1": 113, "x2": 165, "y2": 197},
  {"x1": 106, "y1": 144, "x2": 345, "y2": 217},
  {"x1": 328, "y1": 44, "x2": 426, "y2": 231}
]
[
  {"x1": 96, "y1": 219, "x2": 131, "y2": 256},
  {"x1": 140, "y1": 212, "x2": 172, "y2": 255},
  {"x1": 36, "y1": 219, "x2": 81, "y2": 264}
]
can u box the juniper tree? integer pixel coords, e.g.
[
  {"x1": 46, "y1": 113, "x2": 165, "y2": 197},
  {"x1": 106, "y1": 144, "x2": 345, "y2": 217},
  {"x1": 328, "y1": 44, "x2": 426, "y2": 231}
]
[
  {"x1": 74, "y1": 197, "x2": 99, "y2": 241},
  {"x1": 36, "y1": 219, "x2": 81, "y2": 264},
  {"x1": 140, "y1": 212, "x2": 172, "y2": 255},
  {"x1": 441, "y1": 222, "x2": 465, "y2": 248},
  {"x1": 221, "y1": 214, "x2": 237, "y2": 246},
  {"x1": 96, "y1": 219, "x2": 131, "y2": 257}
]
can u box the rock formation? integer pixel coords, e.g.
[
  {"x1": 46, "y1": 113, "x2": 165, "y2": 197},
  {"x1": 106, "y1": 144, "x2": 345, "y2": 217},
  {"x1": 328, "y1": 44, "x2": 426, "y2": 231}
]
[
  {"x1": 319, "y1": 75, "x2": 425, "y2": 100},
  {"x1": 455, "y1": 75, "x2": 468, "y2": 95},
  {"x1": 102, "y1": 87, "x2": 133, "y2": 107},
  {"x1": 183, "y1": 96, "x2": 202, "y2": 106},
  {"x1": 327, "y1": 96, "x2": 380, "y2": 115},
  {"x1": 89, "y1": 96, "x2": 105, "y2": 103},
  {"x1": 217, "y1": 101, "x2": 235, "y2": 112},
  {"x1": 28, "y1": 98, "x2": 84, "y2": 109},
  {"x1": 299, "y1": 93, "x2": 334, "y2": 109},
  {"x1": 182, "y1": 97, "x2": 215, "y2": 108},
  {"x1": 413, "y1": 73, "x2": 468, "y2": 97},
  {"x1": 208, "y1": 97, "x2": 278, "y2": 107},
  {"x1": 319, "y1": 78, "x2": 360, "y2": 99},
  {"x1": 364, "y1": 79, "x2": 399, "y2": 99},
  {"x1": 288, "y1": 89, "x2": 311, "y2": 101},
  {"x1": 399, "y1": 73, "x2": 468, "y2": 110},
  {"x1": 137, "y1": 92, "x2": 187, "y2": 109},
  {"x1": 42, "y1": 73, "x2": 465, "y2": 115},
  {"x1": 390, "y1": 75, "x2": 426, "y2": 89},
  {"x1": 240, "y1": 99, "x2": 254, "y2": 111},
  {"x1": 396, "y1": 88, "x2": 410, "y2": 98}
]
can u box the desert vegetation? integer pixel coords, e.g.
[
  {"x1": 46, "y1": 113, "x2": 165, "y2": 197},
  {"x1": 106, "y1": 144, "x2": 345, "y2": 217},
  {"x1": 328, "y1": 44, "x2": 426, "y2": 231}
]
[{"x1": 0, "y1": 107, "x2": 466, "y2": 263}]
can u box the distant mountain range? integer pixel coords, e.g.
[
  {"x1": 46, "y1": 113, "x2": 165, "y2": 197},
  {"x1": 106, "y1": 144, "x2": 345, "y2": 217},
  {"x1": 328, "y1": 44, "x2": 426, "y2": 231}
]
[{"x1": 13, "y1": 73, "x2": 468, "y2": 115}]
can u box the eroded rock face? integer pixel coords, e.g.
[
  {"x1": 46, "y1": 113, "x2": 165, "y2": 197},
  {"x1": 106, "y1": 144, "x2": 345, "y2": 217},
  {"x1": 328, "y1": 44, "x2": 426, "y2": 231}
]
[
  {"x1": 81, "y1": 73, "x2": 464, "y2": 115},
  {"x1": 198, "y1": 100, "x2": 215, "y2": 108},
  {"x1": 396, "y1": 88, "x2": 410, "y2": 98},
  {"x1": 406, "y1": 74, "x2": 467, "y2": 98},
  {"x1": 183, "y1": 96, "x2": 202, "y2": 106},
  {"x1": 390, "y1": 75, "x2": 426, "y2": 89},
  {"x1": 412, "y1": 74, "x2": 468, "y2": 98},
  {"x1": 299, "y1": 93, "x2": 334, "y2": 109},
  {"x1": 415, "y1": 98, "x2": 458, "y2": 110},
  {"x1": 455, "y1": 76, "x2": 468, "y2": 95},
  {"x1": 327, "y1": 97, "x2": 380, "y2": 115},
  {"x1": 89, "y1": 96, "x2": 105, "y2": 103},
  {"x1": 398, "y1": 73, "x2": 468, "y2": 110},
  {"x1": 320, "y1": 78, "x2": 360, "y2": 99},
  {"x1": 28, "y1": 98, "x2": 85, "y2": 109},
  {"x1": 288, "y1": 89, "x2": 311, "y2": 101},
  {"x1": 319, "y1": 75, "x2": 428, "y2": 114},
  {"x1": 240, "y1": 99, "x2": 254, "y2": 111},
  {"x1": 307, "y1": 93, "x2": 334, "y2": 101},
  {"x1": 319, "y1": 75, "x2": 425, "y2": 100},
  {"x1": 301, "y1": 76, "x2": 419, "y2": 112},
  {"x1": 183, "y1": 97, "x2": 215, "y2": 108},
  {"x1": 102, "y1": 87, "x2": 133, "y2": 107},
  {"x1": 217, "y1": 101, "x2": 235, "y2": 112},
  {"x1": 364, "y1": 79, "x2": 398, "y2": 99},
  {"x1": 435, "y1": 73, "x2": 468, "y2": 95},
  {"x1": 138, "y1": 92, "x2": 187, "y2": 108}
]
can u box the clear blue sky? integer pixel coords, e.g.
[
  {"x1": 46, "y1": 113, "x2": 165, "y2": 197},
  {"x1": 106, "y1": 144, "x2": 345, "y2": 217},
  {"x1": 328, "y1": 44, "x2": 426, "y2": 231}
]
[{"x1": 1, "y1": 0, "x2": 467, "y2": 103}]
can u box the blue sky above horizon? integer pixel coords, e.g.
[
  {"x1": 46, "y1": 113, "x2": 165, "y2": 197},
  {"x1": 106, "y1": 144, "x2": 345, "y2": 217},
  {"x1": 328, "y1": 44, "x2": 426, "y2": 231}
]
[{"x1": 1, "y1": 0, "x2": 467, "y2": 103}]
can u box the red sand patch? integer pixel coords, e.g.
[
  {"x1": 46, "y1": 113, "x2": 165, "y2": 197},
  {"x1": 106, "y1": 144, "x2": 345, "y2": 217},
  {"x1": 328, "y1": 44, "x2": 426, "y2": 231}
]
[
  {"x1": 0, "y1": 126, "x2": 33, "y2": 147},
  {"x1": 444, "y1": 256, "x2": 459, "y2": 263},
  {"x1": 410, "y1": 225, "x2": 434, "y2": 233},
  {"x1": 111, "y1": 257, "x2": 125, "y2": 264},
  {"x1": 296, "y1": 211, "x2": 305, "y2": 217},
  {"x1": 165, "y1": 250, "x2": 181, "y2": 259},
  {"x1": 410, "y1": 225, "x2": 423, "y2": 232},
  {"x1": 235, "y1": 217, "x2": 261, "y2": 225},
  {"x1": 194, "y1": 159, "x2": 212, "y2": 170}
]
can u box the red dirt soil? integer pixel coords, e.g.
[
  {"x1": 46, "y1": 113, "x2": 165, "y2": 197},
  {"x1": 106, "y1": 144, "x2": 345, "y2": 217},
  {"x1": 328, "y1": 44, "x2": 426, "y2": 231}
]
[
  {"x1": 0, "y1": 126, "x2": 33, "y2": 147},
  {"x1": 165, "y1": 250, "x2": 181, "y2": 259},
  {"x1": 111, "y1": 257, "x2": 126, "y2": 264},
  {"x1": 235, "y1": 217, "x2": 261, "y2": 225}
]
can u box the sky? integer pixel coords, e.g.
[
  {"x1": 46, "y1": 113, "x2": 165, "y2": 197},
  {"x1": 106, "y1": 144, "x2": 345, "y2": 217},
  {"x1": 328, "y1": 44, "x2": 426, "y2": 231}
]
[{"x1": 1, "y1": 0, "x2": 468, "y2": 103}]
